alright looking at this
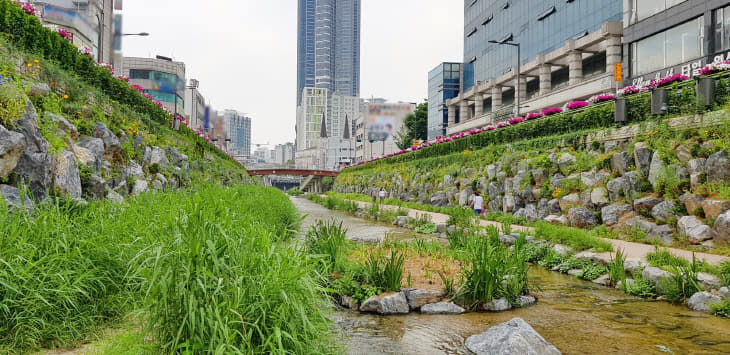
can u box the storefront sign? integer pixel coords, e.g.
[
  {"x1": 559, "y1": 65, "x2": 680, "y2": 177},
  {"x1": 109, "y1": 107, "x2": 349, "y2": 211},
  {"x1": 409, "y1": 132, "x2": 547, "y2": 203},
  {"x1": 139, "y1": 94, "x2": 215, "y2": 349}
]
[{"x1": 629, "y1": 51, "x2": 730, "y2": 86}]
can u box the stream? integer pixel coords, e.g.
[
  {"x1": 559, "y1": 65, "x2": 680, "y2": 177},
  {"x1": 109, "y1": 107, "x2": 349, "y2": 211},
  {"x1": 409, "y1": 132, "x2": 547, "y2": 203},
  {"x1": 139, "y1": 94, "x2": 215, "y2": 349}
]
[{"x1": 292, "y1": 197, "x2": 730, "y2": 355}]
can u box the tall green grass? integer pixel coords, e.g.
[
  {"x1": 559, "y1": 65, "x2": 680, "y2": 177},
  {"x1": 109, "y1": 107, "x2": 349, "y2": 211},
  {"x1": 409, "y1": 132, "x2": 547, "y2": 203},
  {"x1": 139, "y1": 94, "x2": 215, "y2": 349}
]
[
  {"x1": 0, "y1": 185, "x2": 334, "y2": 354},
  {"x1": 533, "y1": 221, "x2": 613, "y2": 252},
  {"x1": 306, "y1": 220, "x2": 349, "y2": 274}
]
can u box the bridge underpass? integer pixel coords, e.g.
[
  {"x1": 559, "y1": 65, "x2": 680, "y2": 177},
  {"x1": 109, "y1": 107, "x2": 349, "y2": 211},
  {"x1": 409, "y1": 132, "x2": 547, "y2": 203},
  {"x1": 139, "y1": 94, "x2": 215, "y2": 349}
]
[{"x1": 247, "y1": 169, "x2": 339, "y2": 193}]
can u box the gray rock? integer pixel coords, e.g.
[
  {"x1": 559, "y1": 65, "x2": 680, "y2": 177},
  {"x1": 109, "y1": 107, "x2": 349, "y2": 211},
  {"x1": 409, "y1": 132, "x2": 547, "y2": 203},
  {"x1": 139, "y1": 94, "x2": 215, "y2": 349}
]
[
  {"x1": 604, "y1": 141, "x2": 619, "y2": 153},
  {"x1": 92, "y1": 122, "x2": 121, "y2": 157},
  {"x1": 77, "y1": 137, "x2": 105, "y2": 162},
  {"x1": 547, "y1": 199, "x2": 561, "y2": 215},
  {"x1": 503, "y1": 194, "x2": 517, "y2": 213},
  {"x1": 642, "y1": 266, "x2": 672, "y2": 285},
  {"x1": 651, "y1": 200, "x2": 677, "y2": 221},
  {"x1": 552, "y1": 244, "x2": 573, "y2": 256},
  {"x1": 0, "y1": 184, "x2": 33, "y2": 212},
  {"x1": 12, "y1": 108, "x2": 55, "y2": 201},
  {"x1": 430, "y1": 191, "x2": 448, "y2": 207},
  {"x1": 567, "y1": 269, "x2": 584, "y2": 277},
  {"x1": 574, "y1": 251, "x2": 612, "y2": 267},
  {"x1": 488, "y1": 199, "x2": 501, "y2": 213},
  {"x1": 131, "y1": 179, "x2": 149, "y2": 195},
  {"x1": 551, "y1": 173, "x2": 565, "y2": 188},
  {"x1": 403, "y1": 288, "x2": 444, "y2": 310},
  {"x1": 648, "y1": 152, "x2": 664, "y2": 188},
  {"x1": 483, "y1": 298, "x2": 512, "y2": 312},
  {"x1": 544, "y1": 214, "x2": 568, "y2": 225},
  {"x1": 595, "y1": 170, "x2": 611, "y2": 185},
  {"x1": 340, "y1": 295, "x2": 359, "y2": 311},
  {"x1": 47, "y1": 113, "x2": 78, "y2": 140},
  {"x1": 532, "y1": 169, "x2": 547, "y2": 186},
  {"x1": 611, "y1": 152, "x2": 633, "y2": 175},
  {"x1": 702, "y1": 200, "x2": 730, "y2": 220},
  {"x1": 678, "y1": 216, "x2": 715, "y2": 243},
  {"x1": 607, "y1": 177, "x2": 629, "y2": 201},
  {"x1": 444, "y1": 175, "x2": 454, "y2": 186},
  {"x1": 558, "y1": 153, "x2": 576, "y2": 174},
  {"x1": 0, "y1": 124, "x2": 25, "y2": 178},
  {"x1": 122, "y1": 162, "x2": 145, "y2": 180},
  {"x1": 360, "y1": 292, "x2": 410, "y2": 314},
  {"x1": 516, "y1": 296, "x2": 537, "y2": 307},
  {"x1": 514, "y1": 204, "x2": 539, "y2": 222},
  {"x1": 568, "y1": 208, "x2": 597, "y2": 228},
  {"x1": 687, "y1": 292, "x2": 722, "y2": 313},
  {"x1": 715, "y1": 210, "x2": 730, "y2": 242},
  {"x1": 53, "y1": 150, "x2": 82, "y2": 199},
  {"x1": 167, "y1": 147, "x2": 188, "y2": 169},
  {"x1": 152, "y1": 180, "x2": 164, "y2": 190},
  {"x1": 592, "y1": 274, "x2": 611, "y2": 286},
  {"x1": 420, "y1": 302, "x2": 465, "y2": 315},
  {"x1": 537, "y1": 199, "x2": 549, "y2": 219},
  {"x1": 580, "y1": 171, "x2": 597, "y2": 188},
  {"x1": 634, "y1": 142, "x2": 652, "y2": 176},
  {"x1": 698, "y1": 272, "x2": 722, "y2": 291},
  {"x1": 706, "y1": 150, "x2": 730, "y2": 183},
  {"x1": 601, "y1": 204, "x2": 633, "y2": 226},
  {"x1": 521, "y1": 186, "x2": 535, "y2": 203},
  {"x1": 624, "y1": 258, "x2": 646, "y2": 276},
  {"x1": 465, "y1": 318, "x2": 562, "y2": 355},
  {"x1": 147, "y1": 146, "x2": 169, "y2": 171},
  {"x1": 579, "y1": 190, "x2": 594, "y2": 210},
  {"x1": 625, "y1": 216, "x2": 674, "y2": 245},
  {"x1": 28, "y1": 83, "x2": 51, "y2": 97},
  {"x1": 675, "y1": 144, "x2": 693, "y2": 163},
  {"x1": 106, "y1": 188, "x2": 124, "y2": 203},
  {"x1": 85, "y1": 174, "x2": 107, "y2": 199},
  {"x1": 559, "y1": 193, "x2": 580, "y2": 212},
  {"x1": 436, "y1": 223, "x2": 447, "y2": 233},
  {"x1": 590, "y1": 187, "x2": 609, "y2": 207},
  {"x1": 688, "y1": 158, "x2": 707, "y2": 174},
  {"x1": 720, "y1": 287, "x2": 730, "y2": 300},
  {"x1": 486, "y1": 165, "x2": 497, "y2": 180},
  {"x1": 633, "y1": 197, "x2": 664, "y2": 212}
]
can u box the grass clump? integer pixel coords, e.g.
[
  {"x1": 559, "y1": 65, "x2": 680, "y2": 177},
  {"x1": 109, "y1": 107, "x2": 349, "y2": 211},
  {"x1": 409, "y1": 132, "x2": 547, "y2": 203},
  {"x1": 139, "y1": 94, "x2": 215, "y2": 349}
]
[
  {"x1": 534, "y1": 221, "x2": 612, "y2": 252},
  {"x1": 711, "y1": 301, "x2": 730, "y2": 318},
  {"x1": 720, "y1": 261, "x2": 730, "y2": 286},
  {"x1": 608, "y1": 250, "x2": 627, "y2": 287},
  {"x1": 306, "y1": 220, "x2": 349, "y2": 274},
  {"x1": 658, "y1": 254, "x2": 703, "y2": 303}
]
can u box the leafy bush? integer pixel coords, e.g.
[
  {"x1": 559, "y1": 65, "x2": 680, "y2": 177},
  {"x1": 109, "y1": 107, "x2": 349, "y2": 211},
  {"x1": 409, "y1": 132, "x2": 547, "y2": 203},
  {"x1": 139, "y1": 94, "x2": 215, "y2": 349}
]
[
  {"x1": 538, "y1": 249, "x2": 568, "y2": 269},
  {"x1": 624, "y1": 276, "x2": 657, "y2": 298},
  {"x1": 579, "y1": 264, "x2": 608, "y2": 281},
  {"x1": 711, "y1": 301, "x2": 730, "y2": 318},
  {"x1": 721, "y1": 261, "x2": 730, "y2": 287},
  {"x1": 287, "y1": 187, "x2": 304, "y2": 196},
  {"x1": 415, "y1": 223, "x2": 437, "y2": 234},
  {"x1": 658, "y1": 254, "x2": 703, "y2": 303}
]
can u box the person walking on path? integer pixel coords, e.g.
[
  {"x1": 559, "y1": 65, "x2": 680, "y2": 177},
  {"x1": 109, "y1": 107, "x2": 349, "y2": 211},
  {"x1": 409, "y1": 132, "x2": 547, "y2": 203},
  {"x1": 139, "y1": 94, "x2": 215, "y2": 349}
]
[
  {"x1": 379, "y1": 188, "x2": 387, "y2": 204},
  {"x1": 370, "y1": 185, "x2": 378, "y2": 203},
  {"x1": 469, "y1": 191, "x2": 484, "y2": 217}
]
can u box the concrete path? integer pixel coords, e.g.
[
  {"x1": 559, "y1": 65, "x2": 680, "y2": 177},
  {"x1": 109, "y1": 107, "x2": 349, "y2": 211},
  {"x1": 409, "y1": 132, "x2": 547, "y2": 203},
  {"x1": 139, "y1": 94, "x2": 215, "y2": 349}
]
[{"x1": 344, "y1": 198, "x2": 730, "y2": 265}]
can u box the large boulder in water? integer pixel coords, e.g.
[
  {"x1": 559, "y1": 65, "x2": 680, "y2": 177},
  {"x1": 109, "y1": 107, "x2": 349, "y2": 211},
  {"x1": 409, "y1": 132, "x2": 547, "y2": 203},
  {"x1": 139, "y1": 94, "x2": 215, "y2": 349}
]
[
  {"x1": 359, "y1": 292, "x2": 409, "y2": 314},
  {"x1": 465, "y1": 317, "x2": 562, "y2": 355}
]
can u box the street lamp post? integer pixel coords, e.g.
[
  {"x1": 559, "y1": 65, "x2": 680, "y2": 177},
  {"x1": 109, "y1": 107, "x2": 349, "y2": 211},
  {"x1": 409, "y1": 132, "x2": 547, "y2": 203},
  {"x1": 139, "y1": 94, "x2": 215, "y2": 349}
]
[{"x1": 489, "y1": 39, "x2": 521, "y2": 117}]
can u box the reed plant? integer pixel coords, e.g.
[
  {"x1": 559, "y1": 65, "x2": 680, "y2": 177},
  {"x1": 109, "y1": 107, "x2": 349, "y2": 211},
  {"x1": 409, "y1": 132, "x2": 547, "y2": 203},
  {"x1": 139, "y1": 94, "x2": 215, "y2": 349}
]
[{"x1": 306, "y1": 220, "x2": 349, "y2": 274}]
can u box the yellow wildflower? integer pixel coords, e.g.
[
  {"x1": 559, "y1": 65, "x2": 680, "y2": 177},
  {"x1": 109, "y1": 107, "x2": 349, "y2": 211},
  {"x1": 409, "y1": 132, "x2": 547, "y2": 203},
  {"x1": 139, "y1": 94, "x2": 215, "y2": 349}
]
[
  {"x1": 63, "y1": 94, "x2": 69, "y2": 99},
  {"x1": 34, "y1": 59, "x2": 39, "y2": 63},
  {"x1": 27, "y1": 63, "x2": 32, "y2": 67}
]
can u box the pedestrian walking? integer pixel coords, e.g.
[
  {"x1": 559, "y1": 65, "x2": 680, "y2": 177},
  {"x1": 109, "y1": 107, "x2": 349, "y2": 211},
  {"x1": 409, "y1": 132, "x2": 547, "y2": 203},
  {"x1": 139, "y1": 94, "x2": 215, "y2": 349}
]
[
  {"x1": 379, "y1": 187, "x2": 387, "y2": 204},
  {"x1": 370, "y1": 185, "x2": 378, "y2": 203},
  {"x1": 469, "y1": 191, "x2": 484, "y2": 217}
]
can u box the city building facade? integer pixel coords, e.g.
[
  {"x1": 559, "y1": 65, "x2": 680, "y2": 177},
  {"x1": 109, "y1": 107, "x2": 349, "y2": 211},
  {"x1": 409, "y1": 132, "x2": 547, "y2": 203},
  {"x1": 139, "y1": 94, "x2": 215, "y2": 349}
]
[
  {"x1": 427, "y1": 62, "x2": 462, "y2": 140},
  {"x1": 622, "y1": 0, "x2": 730, "y2": 86},
  {"x1": 296, "y1": 87, "x2": 359, "y2": 152},
  {"x1": 184, "y1": 79, "x2": 206, "y2": 133},
  {"x1": 224, "y1": 110, "x2": 251, "y2": 160},
  {"x1": 297, "y1": 0, "x2": 360, "y2": 105},
  {"x1": 354, "y1": 101, "x2": 415, "y2": 163},
  {"x1": 122, "y1": 56, "x2": 186, "y2": 118},
  {"x1": 28, "y1": 0, "x2": 114, "y2": 63},
  {"x1": 445, "y1": 0, "x2": 623, "y2": 136}
]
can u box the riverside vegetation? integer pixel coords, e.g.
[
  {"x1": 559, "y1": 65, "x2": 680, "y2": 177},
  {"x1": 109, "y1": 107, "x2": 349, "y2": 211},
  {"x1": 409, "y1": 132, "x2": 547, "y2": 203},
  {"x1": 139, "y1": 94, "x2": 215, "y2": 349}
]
[
  {"x1": 305, "y1": 193, "x2": 730, "y2": 318},
  {"x1": 0, "y1": 185, "x2": 339, "y2": 354}
]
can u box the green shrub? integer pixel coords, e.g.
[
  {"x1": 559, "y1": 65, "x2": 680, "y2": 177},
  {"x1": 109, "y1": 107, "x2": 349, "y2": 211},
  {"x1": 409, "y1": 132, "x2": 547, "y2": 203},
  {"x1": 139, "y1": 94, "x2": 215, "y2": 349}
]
[
  {"x1": 414, "y1": 223, "x2": 437, "y2": 234},
  {"x1": 447, "y1": 207, "x2": 474, "y2": 227},
  {"x1": 658, "y1": 254, "x2": 703, "y2": 303},
  {"x1": 538, "y1": 249, "x2": 568, "y2": 269},
  {"x1": 287, "y1": 187, "x2": 304, "y2": 196},
  {"x1": 0, "y1": 83, "x2": 24, "y2": 128},
  {"x1": 711, "y1": 301, "x2": 730, "y2": 318},
  {"x1": 721, "y1": 261, "x2": 730, "y2": 287},
  {"x1": 306, "y1": 220, "x2": 349, "y2": 274},
  {"x1": 579, "y1": 264, "x2": 608, "y2": 281},
  {"x1": 624, "y1": 276, "x2": 657, "y2": 298}
]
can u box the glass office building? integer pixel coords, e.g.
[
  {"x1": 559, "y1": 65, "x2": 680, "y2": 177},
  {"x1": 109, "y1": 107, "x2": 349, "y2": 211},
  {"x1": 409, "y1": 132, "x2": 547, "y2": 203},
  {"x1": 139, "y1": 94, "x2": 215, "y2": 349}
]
[
  {"x1": 297, "y1": 0, "x2": 360, "y2": 105},
  {"x1": 462, "y1": 0, "x2": 621, "y2": 92},
  {"x1": 624, "y1": 0, "x2": 730, "y2": 86},
  {"x1": 427, "y1": 63, "x2": 461, "y2": 140}
]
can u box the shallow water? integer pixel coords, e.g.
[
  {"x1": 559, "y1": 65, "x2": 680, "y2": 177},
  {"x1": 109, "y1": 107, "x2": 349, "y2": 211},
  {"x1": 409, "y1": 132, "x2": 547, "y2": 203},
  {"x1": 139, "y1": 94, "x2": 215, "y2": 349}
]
[{"x1": 293, "y1": 197, "x2": 730, "y2": 355}]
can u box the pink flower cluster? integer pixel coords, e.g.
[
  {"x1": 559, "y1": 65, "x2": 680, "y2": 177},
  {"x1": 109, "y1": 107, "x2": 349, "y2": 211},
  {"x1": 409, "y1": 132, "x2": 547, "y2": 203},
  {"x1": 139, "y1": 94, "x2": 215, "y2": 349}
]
[
  {"x1": 57, "y1": 28, "x2": 72, "y2": 42},
  {"x1": 95, "y1": 62, "x2": 114, "y2": 73},
  {"x1": 508, "y1": 117, "x2": 525, "y2": 125},
  {"x1": 525, "y1": 112, "x2": 543, "y2": 120},
  {"x1": 617, "y1": 85, "x2": 648, "y2": 96},
  {"x1": 542, "y1": 107, "x2": 563, "y2": 116},
  {"x1": 588, "y1": 94, "x2": 616, "y2": 103},
  {"x1": 14, "y1": 0, "x2": 38, "y2": 16},
  {"x1": 565, "y1": 101, "x2": 589, "y2": 110},
  {"x1": 117, "y1": 75, "x2": 130, "y2": 83},
  {"x1": 496, "y1": 121, "x2": 511, "y2": 128},
  {"x1": 698, "y1": 61, "x2": 730, "y2": 76},
  {"x1": 649, "y1": 73, "x2": 689, "y2": 88},
  {"x1": 130, "y1": 84, "x2": 144, "y2": 93}
]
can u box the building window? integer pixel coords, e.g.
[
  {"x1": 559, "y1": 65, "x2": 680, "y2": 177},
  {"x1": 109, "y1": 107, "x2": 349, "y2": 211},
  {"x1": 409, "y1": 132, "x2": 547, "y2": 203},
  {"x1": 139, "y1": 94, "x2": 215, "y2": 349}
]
[
  {"x1": 537, "y1": 6, "x2": 556, "y2": 21},
  {"x1": 634, "y1": 0, "x2": 687, "y2": 22},
  {"x1": 631, "y1": 17, "x2": 704, "y2": 76},
  {"x1": 715, "y1": 6, "x2": 730, "y2": 52},
  {"x1": 129, "y1": 69, "x2": 150, "y2": 79}
]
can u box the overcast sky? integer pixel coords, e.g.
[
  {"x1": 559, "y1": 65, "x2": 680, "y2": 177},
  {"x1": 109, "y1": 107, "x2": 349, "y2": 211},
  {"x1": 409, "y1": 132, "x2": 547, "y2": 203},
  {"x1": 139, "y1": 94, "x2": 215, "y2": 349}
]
[{"x1": 122, "y1": 1, "x2": 463, "y2": 146}]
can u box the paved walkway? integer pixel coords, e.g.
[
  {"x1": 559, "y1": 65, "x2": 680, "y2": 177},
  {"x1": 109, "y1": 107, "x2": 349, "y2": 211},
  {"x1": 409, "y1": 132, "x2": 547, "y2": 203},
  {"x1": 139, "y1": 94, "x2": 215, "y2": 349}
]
[{"x1": 346, "y1": 198, "x2": 730, "y2": 265}]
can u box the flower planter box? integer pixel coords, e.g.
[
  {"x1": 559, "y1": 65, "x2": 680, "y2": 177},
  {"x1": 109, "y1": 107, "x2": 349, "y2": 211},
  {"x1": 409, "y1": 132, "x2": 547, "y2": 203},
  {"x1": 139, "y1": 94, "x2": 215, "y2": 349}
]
[
  {"x1": 697, "y1": 77, "x2": 716, "y2": 108},
  {"x1": 651, "y1": 88, "x2": 668, "y2": 115}
]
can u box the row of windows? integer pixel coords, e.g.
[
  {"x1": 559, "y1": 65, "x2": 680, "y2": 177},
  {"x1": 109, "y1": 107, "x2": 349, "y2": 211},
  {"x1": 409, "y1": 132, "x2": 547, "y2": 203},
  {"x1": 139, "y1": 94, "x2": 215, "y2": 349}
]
[
  {"x1": 634, "y1": 0, "x2": 687, "y2": 23},
  {"x1": 631, "y1": 16, "x2": 704, "y2": 76}
]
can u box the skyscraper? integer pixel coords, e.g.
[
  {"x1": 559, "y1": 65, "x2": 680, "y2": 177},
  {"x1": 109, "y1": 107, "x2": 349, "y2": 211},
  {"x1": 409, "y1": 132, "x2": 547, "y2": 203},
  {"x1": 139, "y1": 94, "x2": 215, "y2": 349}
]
[{"x1": 297, "y1": 0, "x2": 360, "y2": 105}]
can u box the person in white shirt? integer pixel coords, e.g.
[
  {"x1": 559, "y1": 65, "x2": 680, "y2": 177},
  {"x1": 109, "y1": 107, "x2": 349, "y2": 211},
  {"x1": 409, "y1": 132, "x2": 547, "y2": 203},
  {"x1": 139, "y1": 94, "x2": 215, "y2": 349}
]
[
  {"x1": 469, "y1": 191, "x2": 484, "y2": 217},
  {"x1": 379, "y1": 188, "x2": 387, "y2": 204}
]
